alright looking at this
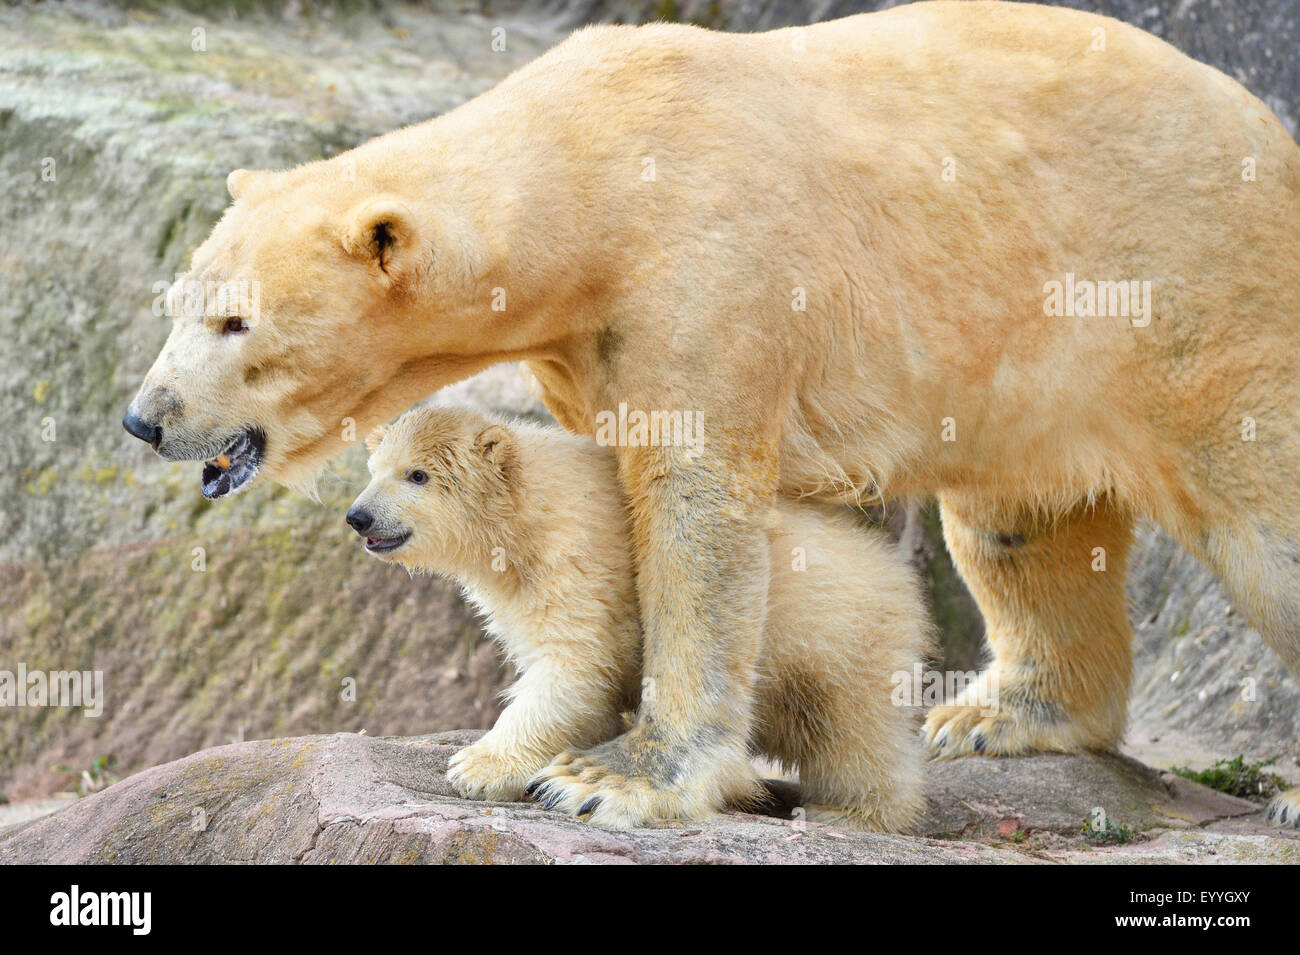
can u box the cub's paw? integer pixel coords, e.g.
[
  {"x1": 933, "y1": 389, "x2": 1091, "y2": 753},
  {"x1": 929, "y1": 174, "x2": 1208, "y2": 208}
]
[
  {"x1": 800, "y1": 803, "x2": 890, "y2": 833},
  {"x1": 922, "y1": 671, "x2": 1117, "y2": 759},
  {"x1": 446, "y1": 741, "x2": 546, "y2": 803},
  {"x1": 525, "y1": 734, "x2": 755, "y2": 829},
  {"x1": 800, "y1": 794, "x2": 924, "y2": 834},
  {"x1": 1265, "y1": 786, "x2": 1300, "y2": 828}
]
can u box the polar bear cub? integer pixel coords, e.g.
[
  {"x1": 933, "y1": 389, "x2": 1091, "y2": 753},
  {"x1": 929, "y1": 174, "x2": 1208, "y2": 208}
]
[{"x1": 348, "y1": 406, "x2": 932, "y2": 831}]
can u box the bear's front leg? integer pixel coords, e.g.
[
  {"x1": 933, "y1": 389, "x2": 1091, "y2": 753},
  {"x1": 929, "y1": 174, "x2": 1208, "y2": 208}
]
[{"x1": 527, "y1": 441, "x2": 770, "y2": 827}]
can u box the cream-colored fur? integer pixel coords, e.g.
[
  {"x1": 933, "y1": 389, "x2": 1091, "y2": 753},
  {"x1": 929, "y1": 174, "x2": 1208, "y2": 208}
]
[
  {"x1": 352, "y1": 407, "x2": 930, "y2": 831},
  {"x1": 126, "y1": 2, "x2": 1300, "y2": 825}
]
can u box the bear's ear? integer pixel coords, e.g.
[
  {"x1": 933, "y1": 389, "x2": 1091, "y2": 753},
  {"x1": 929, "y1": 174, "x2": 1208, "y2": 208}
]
[
  {"x1": 364, "y1": 424, "x2": 389, "y2": 454},
  {"x1": 342, "y1": 196, "x2": 422, "y2": 285},
  {"x1": 226, "y1": 168, "x2": 266, "y2": 201}
]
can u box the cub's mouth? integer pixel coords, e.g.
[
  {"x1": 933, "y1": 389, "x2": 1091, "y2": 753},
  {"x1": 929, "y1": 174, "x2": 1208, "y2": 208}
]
[
  {"x1": 200, "y1": 427, "x2": 266, "y2": 499},
  {"x1": 365, "y1": 531, "x2": 411, "y2": 555}
]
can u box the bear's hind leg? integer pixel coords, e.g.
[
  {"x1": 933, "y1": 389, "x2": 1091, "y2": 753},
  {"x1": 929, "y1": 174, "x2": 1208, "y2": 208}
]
[
  {"x1": 923, "y1": 493, "x2": 1135, "y2": 758},
  {"x1": 1193, "y1": 518, "x2": 1300, "y2": 828}
]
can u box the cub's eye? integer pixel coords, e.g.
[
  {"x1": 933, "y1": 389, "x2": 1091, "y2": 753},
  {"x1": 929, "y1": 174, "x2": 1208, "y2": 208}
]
[
  {"x1": 222, "y1": 317, "x2": 248, "y2": 335},
  {"x1": 407, "y1": 470, "x2": 429, "y2": 486}
]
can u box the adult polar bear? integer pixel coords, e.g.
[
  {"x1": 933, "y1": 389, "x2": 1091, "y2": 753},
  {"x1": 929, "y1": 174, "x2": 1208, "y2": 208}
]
[{"x1": 124, "y1": 1, "x2": 1300, "y2": 827}]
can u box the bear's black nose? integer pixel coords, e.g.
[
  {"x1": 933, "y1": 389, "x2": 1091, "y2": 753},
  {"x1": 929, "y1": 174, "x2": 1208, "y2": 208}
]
[
  {"x1": 346, "y1": 508, "x2": 374, "y2": 535},
  {"x1": 122, "y1": 408, "x2": 162, "y2": 449}
]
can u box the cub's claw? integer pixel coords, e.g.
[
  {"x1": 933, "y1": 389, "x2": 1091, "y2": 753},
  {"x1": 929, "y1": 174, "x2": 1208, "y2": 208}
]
[{"x1": 446, "y1": 740, "x2": 546, "y2": 803}]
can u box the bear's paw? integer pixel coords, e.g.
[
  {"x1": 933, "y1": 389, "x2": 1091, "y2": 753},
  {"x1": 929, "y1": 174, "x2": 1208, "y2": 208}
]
[
  {"x1": 922, "y1": 669, "x2": 1121, "y2": 759},
  {"x1": 525, "y1": 735, "x2": 756, "y2": 829},
  {"x1": 1266, "y1": 786, "x2": 1300, "y2": 828}
]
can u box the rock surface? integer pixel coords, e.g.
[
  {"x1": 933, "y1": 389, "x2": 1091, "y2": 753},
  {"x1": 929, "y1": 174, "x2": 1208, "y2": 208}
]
[{"x1": 2, "y1": 730, "x2": 1295, "y2": 864}]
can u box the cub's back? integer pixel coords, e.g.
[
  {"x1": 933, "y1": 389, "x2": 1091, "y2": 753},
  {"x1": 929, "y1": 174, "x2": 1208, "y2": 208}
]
[{"x1": 763, "y1": 501, "x2": 931, "y2": 691}]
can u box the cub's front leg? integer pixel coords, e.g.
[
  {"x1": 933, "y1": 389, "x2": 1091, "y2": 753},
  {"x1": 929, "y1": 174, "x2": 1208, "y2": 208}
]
[
  {"x1": 528, "y1": 439, "x2": 773, "y2": 827},
  {"x1": 448, "y1": 660, "x2": 623, "y2": 802}
]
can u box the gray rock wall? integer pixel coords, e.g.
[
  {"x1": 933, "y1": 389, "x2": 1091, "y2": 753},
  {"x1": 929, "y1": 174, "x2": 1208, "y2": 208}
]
[{"x1": 0, "y1": 0, "x2": 561, "y2": 797}]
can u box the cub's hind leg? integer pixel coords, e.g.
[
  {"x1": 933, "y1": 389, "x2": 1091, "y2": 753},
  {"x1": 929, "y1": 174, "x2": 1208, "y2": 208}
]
[
  {"x1": 755, "y1": 507, "x2": 929, "y2": 832},
  {"x1": 796, "y1": 726, "x2": 926, "y2": 833},
  {"x1": 752, "y1": 662, "x2": 925, "y2": 833}
]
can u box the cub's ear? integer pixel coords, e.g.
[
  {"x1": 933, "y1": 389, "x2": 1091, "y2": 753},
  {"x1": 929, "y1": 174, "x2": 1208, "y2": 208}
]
[
  {"x1": 474, "y1": 425, "x2": 520, "y2": 483},
  {"x1": 474, "y1": 425, "x2": 512, "y2": 463},
  {"x1": 365, "y1": 424, "x2": 388, "y2": 454},
  {"x1": 226, "y1": 168, "x2": 266, "y2": 201},
  {"x1": 341, "y1": 196, "x2": 422, "y2": 284}
]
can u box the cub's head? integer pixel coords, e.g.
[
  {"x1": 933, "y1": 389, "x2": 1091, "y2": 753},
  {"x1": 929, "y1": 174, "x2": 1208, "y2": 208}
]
[
  {"x1": 123, "y1": 161, "x2": 490, "y2": 498},
  {"x1": 347, "y1": 406, "x2": 520, "y2": 569}
]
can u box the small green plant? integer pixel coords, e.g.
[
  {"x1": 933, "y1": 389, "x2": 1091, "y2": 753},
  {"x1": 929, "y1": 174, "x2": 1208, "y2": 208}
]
[
  {"x1": 53, "y1": 755, "x2": 120, "y2": 797},
  {"x1": 1171, "y1": 755, "x2": 1286, "y2": 800},
  {"x1": 1082, "y1": 814, "x2": 1134, "y2": 844},
  {"x1": 655, "y1": 0, "x2": 680, "y2": 22}
]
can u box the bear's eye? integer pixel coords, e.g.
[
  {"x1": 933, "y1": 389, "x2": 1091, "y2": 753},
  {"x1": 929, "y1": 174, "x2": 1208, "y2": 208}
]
[
  {"x1": 407, "y1": 470, "x2": 429, "y2": 486},
  {"x1": 222, "y1": 317, "x2": 248, "y2": 335}
]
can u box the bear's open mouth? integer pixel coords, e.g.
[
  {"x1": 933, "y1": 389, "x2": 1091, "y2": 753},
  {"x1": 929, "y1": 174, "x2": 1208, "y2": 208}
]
[
  {"x1": 200, "y1": 428, "x2": 266, "y2": 499},
  {"x1": 364, "y1": 531, "x2": 411, "y2": 555}
]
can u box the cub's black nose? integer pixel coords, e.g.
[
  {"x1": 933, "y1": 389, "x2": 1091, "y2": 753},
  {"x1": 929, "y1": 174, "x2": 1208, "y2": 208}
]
[
  {"x1": 346, "y1": 508, "x2": 374, "y2": 535},
  {"x1": 122, "y1": 408, "x2": 162, "y2": 448}
]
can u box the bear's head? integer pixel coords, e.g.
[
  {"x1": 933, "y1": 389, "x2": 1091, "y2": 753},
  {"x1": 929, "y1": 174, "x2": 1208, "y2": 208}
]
[
  {"x1": 123, "y1": 162, "x2": 498, "y2": 498},
  {"x1": 347, "y1": 406, "x2": 520, "y2": 571}
]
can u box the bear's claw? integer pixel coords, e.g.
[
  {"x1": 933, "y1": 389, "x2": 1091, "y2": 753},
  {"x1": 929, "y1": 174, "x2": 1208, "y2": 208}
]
[
  {"x1": 526, "y1": 734, "x2": 754, "y2": 829},
  {"x1": 1265, "y1": 787, "x2": 1300, "y2": 828},
  {"x1": 921, "y1": 668, "x2": 1121, "y2": 759}
]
